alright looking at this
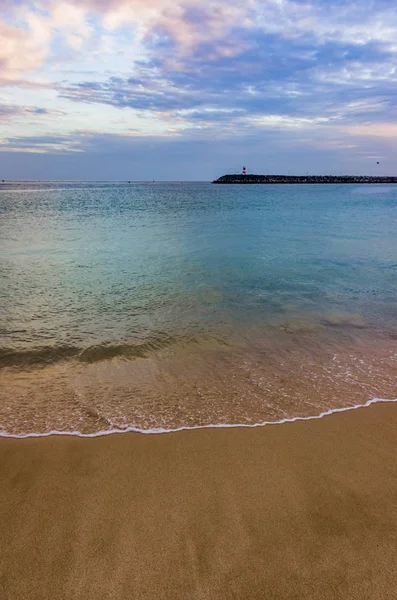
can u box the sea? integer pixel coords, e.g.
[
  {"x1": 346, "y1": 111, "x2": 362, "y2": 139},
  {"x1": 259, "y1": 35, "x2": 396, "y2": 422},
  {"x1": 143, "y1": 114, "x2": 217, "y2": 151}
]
[{"x1": 1, "y1": 181, "x2": 397, "y2": 437}]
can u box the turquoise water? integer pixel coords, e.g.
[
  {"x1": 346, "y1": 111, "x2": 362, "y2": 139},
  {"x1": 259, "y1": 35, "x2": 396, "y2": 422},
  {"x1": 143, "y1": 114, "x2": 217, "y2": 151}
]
[{"x1": 1, "y1": 182, "x2": 397, "y2": 435}]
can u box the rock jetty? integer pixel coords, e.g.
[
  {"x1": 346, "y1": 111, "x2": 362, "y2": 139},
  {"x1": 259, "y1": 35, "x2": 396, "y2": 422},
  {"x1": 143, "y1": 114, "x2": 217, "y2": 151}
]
[{"x1": 213, "y1": 174, "x2": 397, "y2": 184}]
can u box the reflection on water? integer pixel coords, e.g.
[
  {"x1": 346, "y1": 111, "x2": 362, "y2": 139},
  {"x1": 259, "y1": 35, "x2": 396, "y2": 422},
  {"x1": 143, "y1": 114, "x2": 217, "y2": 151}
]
[{"x1": 1, "y1": 182, "x2": 397, "y2": 435}]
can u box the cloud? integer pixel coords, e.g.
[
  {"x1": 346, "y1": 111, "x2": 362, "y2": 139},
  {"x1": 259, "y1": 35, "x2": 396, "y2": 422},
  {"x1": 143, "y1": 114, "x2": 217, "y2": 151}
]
[
  {"x1": 1, "y1": 133, "x2": 83, "y2": 153},
  {"x1": 2, "y1": 0, "x2": 397, "y2": 175},
  {"x1": 0, "y1": 1, "x2": 96, "y2": 81},
  {"x1": 56, "y1": 30, "x2": 397, "y2": 135},
  {"x1": 0, "y1": 103, "x2": 50, "y2": 120},
  {"x1": 0, "y1": 16, "x2": 51, "y2": 80}
]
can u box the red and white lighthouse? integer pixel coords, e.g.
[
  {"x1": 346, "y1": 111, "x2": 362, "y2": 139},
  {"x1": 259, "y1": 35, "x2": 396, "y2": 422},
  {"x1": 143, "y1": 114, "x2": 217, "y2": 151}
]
[{"x1": 242, "y1": 166, "x2": 247, "y2": 175}]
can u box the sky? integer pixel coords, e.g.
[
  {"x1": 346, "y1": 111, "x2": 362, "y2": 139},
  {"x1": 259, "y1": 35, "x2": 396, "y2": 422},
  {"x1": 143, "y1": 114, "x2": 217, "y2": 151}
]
[{"x1": 1, "y1": 0, "x2": 397, "y2": 180}]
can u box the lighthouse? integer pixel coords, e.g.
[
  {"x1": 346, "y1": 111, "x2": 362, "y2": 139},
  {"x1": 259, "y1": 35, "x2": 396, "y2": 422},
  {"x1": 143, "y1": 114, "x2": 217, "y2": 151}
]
[{"x1": 242, "y1": 166, "x2": 247, "y2": 176}]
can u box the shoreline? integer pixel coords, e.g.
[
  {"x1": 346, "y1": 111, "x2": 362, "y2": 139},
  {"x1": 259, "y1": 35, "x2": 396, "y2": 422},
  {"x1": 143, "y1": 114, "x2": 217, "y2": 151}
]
[
  {"x1": 1, "y1": 401, "x2": 397, "y2": 599},
  {"x1": 0, "y1": 395, "x2": 396, "y2": 439}
]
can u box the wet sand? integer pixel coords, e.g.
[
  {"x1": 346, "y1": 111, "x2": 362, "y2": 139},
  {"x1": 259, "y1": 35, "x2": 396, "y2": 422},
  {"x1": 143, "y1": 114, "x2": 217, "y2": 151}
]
[{"x1": 1, "y1": 402, "x2": 397, "y2": 599}]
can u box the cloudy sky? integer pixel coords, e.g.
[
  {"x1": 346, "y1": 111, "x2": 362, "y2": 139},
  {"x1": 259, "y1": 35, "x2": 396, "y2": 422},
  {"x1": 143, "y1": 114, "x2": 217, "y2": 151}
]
[{"x1": 1, "y1": 0, "x2": 396, "y2": 179}]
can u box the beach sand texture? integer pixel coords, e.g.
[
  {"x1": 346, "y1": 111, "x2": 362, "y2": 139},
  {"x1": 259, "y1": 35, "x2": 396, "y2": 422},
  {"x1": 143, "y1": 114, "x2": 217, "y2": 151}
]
[{"x1": 1, "y1": 402, "x2": 397, "y2": 600}]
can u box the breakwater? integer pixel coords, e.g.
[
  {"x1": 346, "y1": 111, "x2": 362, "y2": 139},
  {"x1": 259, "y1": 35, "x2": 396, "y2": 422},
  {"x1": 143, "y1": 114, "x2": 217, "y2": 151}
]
[{"x1": 213, "y1": 174, "x2": 397, "y2": 184}]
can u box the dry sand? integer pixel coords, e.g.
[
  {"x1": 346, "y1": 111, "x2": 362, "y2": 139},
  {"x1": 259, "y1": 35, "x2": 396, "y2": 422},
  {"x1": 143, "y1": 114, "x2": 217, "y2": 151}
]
[{"x1": 1, "y1": 403, "x2": 397, "y2": 599}]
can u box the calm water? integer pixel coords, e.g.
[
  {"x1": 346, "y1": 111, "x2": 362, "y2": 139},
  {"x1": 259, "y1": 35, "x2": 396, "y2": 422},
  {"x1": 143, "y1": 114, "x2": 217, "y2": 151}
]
[{"x1": 1, "y1": 181, "x2": 397, "y2": 435}]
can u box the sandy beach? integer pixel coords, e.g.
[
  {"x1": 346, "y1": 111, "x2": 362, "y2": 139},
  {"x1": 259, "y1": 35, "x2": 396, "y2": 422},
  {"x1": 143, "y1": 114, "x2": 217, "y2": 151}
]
[{"x1": 1, "y1": 402, "x2": 397, "y2": 600}]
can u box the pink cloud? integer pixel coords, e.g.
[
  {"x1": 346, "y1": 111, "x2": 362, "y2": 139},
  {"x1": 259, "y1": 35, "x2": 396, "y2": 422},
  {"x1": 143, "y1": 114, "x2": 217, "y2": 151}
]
[
  {"x1": 0, "y1": 0, "x2": 253, "y2": 80},
  {"x1": 69, "y1": 0, "x2": 254, "y2": 56},
  {"x1": 0, "y1": 13, "x2": 51, "y2": 80}
]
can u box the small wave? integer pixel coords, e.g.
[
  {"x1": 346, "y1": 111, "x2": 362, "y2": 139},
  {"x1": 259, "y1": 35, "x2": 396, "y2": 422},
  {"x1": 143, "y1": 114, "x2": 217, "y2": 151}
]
[
  {"x1": 0, "y1": 330, "x2": 28, "y2": 335},
  {"x1": 1, "y1": 397, "x2": 396, "y2": 439},
  {"x1": 0, "y1": 334, "x2": 176, "y2": 368},
  {"x1": 0, "y1": 345, "x2": 79, "y2": 367},
  {"x1": 352, "y1": 186, "x2": 396, "y2": 194}
]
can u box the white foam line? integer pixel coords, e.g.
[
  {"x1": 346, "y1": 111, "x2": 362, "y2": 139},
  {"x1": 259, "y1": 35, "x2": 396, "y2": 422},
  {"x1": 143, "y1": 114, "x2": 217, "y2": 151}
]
[{"x1": 1, "y1": 397, "x2": 397, "y2": 440}]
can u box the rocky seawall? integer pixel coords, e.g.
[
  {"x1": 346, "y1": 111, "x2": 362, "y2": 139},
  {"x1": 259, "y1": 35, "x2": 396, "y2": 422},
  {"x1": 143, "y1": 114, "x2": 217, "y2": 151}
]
[{"x1": 213, "y1": 174, "x2": 397, "y2": 184}]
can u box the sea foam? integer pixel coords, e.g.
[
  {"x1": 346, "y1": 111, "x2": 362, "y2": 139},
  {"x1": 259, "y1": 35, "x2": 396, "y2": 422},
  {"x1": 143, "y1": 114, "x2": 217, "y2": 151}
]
[{"x1": 0, "y1": 397, "x2": 396, "y2": 439}]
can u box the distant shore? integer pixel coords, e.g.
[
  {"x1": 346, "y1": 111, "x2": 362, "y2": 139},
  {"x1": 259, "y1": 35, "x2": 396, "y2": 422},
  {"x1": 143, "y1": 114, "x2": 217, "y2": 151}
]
[
  {"x1": 213, "y1": 174, "x2": 397, "y2": 184},
  {"x1": 1, "y1": 401, "x2": 397, "y2": 599}
]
